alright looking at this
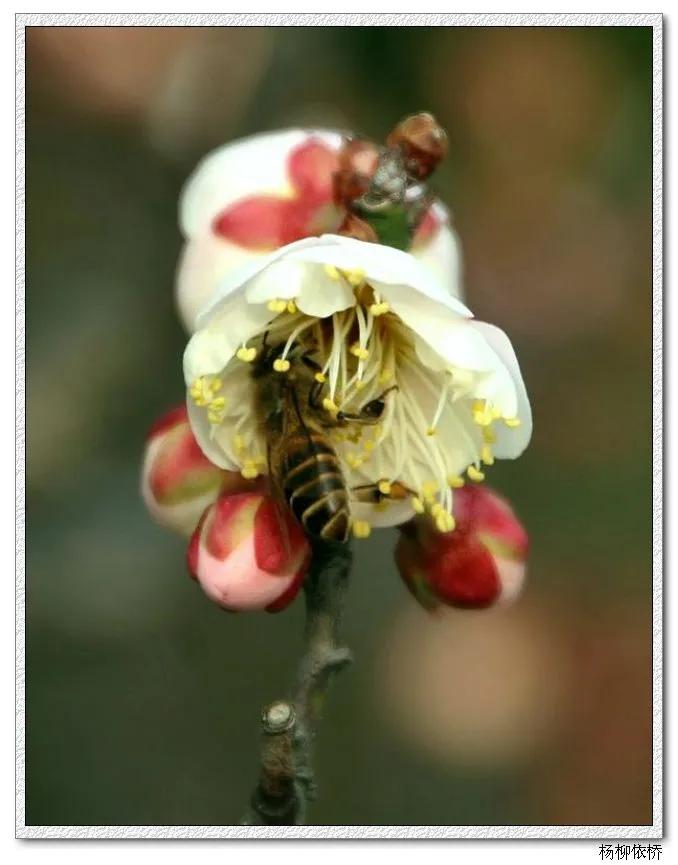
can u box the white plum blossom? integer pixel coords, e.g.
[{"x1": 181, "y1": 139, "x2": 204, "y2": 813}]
[
  {"x1": 176, "y1": 128, "x2": 464, "y2": 332},
  {"x1": 183, "y1": 234, "x2": 531, "y2": 536}
]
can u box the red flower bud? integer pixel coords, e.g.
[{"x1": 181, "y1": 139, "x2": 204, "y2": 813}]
[
  {"x1": 395, "y1": 485, "x2": 528, "y2": 611},
  {"x1": 386, "y1": 112, "x2": 448, "y2": 181},
  {"x1": 187, "y1": 492, "x2": 311, "y2": 613},
  {"x1": 141, "y1": 405, "x2": 256, "y2": 536}
]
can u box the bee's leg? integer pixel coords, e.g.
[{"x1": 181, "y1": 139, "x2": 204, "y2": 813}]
[
  {"x1": 350, "y1": 480, "x2": 414, "y2": 504},
  {"x1": 350, "y1": 483, "x2": 381, "y2": 505},
  {"x1": 336, "y1": 386, "x2": 399, "y2": 425}
]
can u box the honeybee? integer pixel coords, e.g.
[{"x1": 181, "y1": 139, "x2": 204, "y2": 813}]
[{"x1": 251, "y1": 339, "x2": 394, "y2": 543}]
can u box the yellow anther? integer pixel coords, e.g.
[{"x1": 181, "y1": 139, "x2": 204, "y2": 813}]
[
  {"x1": 346, "y1": 453, "x2": 363, "y2": 469},
  {"x1": 363, "y1": 439, "x2": 375, "y2": 452},
  {"x1": 481, "y1": 444, "x2": 495, "y2": 465},
  {"x1": 504, "y1": 417, "x2": 522, "y2": 428},
  {"x1": 426, "y1": 427, "x2": 437, "y2": 437},
  {"x1": 411, "y1": 496, "x2": 425, "y2": 514},
  {"x1": 241, "y1": 462, "x2": 259, "y2": 480},
  {"x1": 379, "y1": 369, "x2": 394, "y2": 384},
  {"x1": 482, "y1": 427, "x2": 497, "y2": 444},
  {"x1": 314, "y1": 372, "x2": 326, "y2": 383},
  {"x1": 430, "y1": 502, "x2": 443, "y2": 518},
  {"x1": 209, "y1": 378, "x2": 222, "y2": 392},
  {"x1": 234, "y1": 435, "x2": 245, "y2": 451},
  {"x1": 236, "y1": 346, "x2": 257, "y2": 362},
  {"x1": 472, "y1": 399, "x2": 486, "y2": 413},
  {"x1": 208, "y1": 411, "x2": 225, "y2": 425},
  {"x1": 378, "y1": 480, "x2": 392, "y2": 496},
  {"x1": 435, "y1": 512, "x2": 456, "y2": 533},
  {"x1": 273, "y1": 358, "x2": 290, "y2": 373},
  {"x1": 267, "y1": 299, "x2": 288, "y2": 313},
  {"x1": 467, "y1": 465, "x2": 485, "y2": 482},
  {"x1": 369, "y1": 302, "x2": 390, "y2": 317},
  {"x1": 324, "y1": 264, "x2": 340, "y2": 280},
  {"x1": 354, "y1": 379, "x2": 365, "y2": 390},
  {"x1": 448, "y1": 475, "x2": 465, "y2": 489},
  {"x1": 352, "y1": 520, "x2": 372, "y2": 539},
  {"x1": 322, "y1": 397, "x2": 338, "y2": 413},
  {"x1": 350, "y1": 343, "x2": 369, "y2": 360},
  {"x1": 491, "y1": 406, "x2": 502, "y2": 419},
  {"x1": 422, "y1": 480, "x2": 439, "y2": 501},
  {"x1": 346, "y1": 268, "x2": 365, "y2": 287},
  {"x1": 286, "y1": 300, "x2": 298, "y2": 314}
]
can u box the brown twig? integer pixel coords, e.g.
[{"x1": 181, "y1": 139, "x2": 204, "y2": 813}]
[{"x1": 242, "y1": 539, "x2": 353, "y2": 825}]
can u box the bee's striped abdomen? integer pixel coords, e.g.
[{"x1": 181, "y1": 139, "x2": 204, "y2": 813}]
[{"x1": 283, "y1": 433, "x2": 350, "y2": 543}]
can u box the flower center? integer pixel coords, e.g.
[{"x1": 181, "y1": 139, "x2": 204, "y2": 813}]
[{"x1": 189, "y1": 274, "x2": 520, "y2": 536}]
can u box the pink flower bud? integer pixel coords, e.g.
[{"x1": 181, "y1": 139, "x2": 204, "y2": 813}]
[
  {"x1": 187, "y1": 492, "x2": 311, "y2": 613},
  {"x1": 395, "y1": 485, "x2": 528, "y2": 611},
  {"x1": 141, "y1": 405, "x2": 254, "y2": 536}
]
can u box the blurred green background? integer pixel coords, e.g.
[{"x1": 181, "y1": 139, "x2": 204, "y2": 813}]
[{"x1": 26, "y1": 25, "x2": 653, "y2": 827}]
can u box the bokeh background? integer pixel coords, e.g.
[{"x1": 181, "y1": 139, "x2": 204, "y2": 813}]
[{"x1": 25, "y1": 25, "x2": 653, "y2": 827}]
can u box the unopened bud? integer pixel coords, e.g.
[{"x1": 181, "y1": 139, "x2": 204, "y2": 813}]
[
  {"x1": 395, "y1": 485, "x2": 528, "y2": 610},
  {"x1": 386, "y1": 112, "x2": 448, "y2": 181},
  {"x1": 141, "y1": 405, "x2": 258, "y2": 536},
  {"x1": 187, "y1": 492, "x2": 311, "y2": 613}
]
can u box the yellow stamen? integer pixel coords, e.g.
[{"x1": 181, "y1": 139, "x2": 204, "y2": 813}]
[
  {"x1": 273, "y1": 358, "x2": 290, "y2": 373},
  {"x1": 426, "y1": 427, "x2": 437, "y2": 437},
  {"x1": 322, "y1": 397, "x2": 338, "y2": 414},
  {"x1": 346, "y1": 454, "x2": 363, "y2": 469},
  {"x1": 352, "y1": 520, "x2": 372, "y2": 539},
  {"x1": 267, "y1": 299, "x2": 288, "y2": 313},
  {"x1": 236, "y1": 346, "x2": 257, "y2": 363},
  {"x1": 363, "y1": 439, "x2": 375, "y2": 452},
  {"x1": 467, "y1": 465, "x2": 485, "y2": 482},
  {"x1": 346, "y1": 268, "x2": 365, "y2": 287},
  {"x1": 324, "y1": 264, "x2": 340, "y2": 280},
  {"x1": 379, "y1": 369, "x2": 394, "y2": 384},
  {"x1": 448, "y1": 475, "x2": 465, "y2": 489},
  {"x1": 430, "y1": 502, "x2": 443, "y2": 518},
  {"x1": 350, "y1": 343, "x2": 369, "y2": 360},
  {"x1": 481, "y1": 444, "x2": 495, "y2": 465},
  {"x1": 354, "y1": 379, "x2": 365, "y2": 390},
  {"x1": 482, "y1": 427, "x2": 497, "y2": 444},
  {"x1": 504, "y1": 417, "x2": 522, "y2": 428},
  {"x1": 422, "y1": 480, "x2": 439, "y2": 502},
  {"x1": 241, "y1": 462, "x2": 259, "y2": 480},
  {"x1": 314, "y1": 372, "x2": 326, "y2": 383},
  {"x1": 435, "y1": 512, "x2": 456, "y2": 533},
  {"x1": 369, "y1": 302, "x2": 390, "y2": 317},
  {"x1": 286, "y1": 300, "x2": 298, "y2": 314},
  {"x1": 411, "y1": 496, "x2": 425, "y2": 514},
  {"x1": 378, "y1": 480, "x2": 392, "y2": 496}
]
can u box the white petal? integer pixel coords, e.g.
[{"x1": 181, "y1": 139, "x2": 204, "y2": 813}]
[
  {"x1": 381, "y1": 284, "x2": 500, "y2": 373},
  {"x1": 183, "y1": 298, "x2": 274, "y2": 383},
  {"x1": 196, "y1": 236, "x2": 330, "y2": 328},
  {"x1": 412, "y1": 203, "x2": 464, "y2": 301},
  {"x1": 186, "y1": 399, "x2": 237, "y2": 471},
  {"x1": 352, "y1": 500, "x2": 414, "y2": 529},
  {"x1": 176, "y1": 232, "x2": 267, "y2": 333},
  {"x1": 470, "y1": 321, "x2": 533, "y2": 458},
  {"x1": 296, "y1": 270, "x2": 356, "y2": 317},
  {"x1": 245, "y1": 259, "x2": 307, "y2": 303},
  {"x1": 180, "y1": 129, "x2": 343, "y2": 237},
  {"x1": 296, "y1": 234, "x2": 473, "y2": 317}
]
